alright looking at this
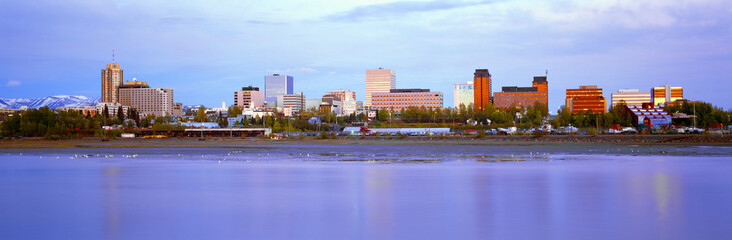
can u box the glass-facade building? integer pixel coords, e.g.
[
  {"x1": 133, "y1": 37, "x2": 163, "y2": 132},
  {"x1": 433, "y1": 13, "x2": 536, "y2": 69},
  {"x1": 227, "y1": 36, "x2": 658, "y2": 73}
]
[
  {"x1": 565, "y1": 85, "x2": 606, "y2": 114},
  {"x1": 611, "y1": 89, "x2": 651, "y2": 107},
  {"x1": 473, "y1": 69, "x2": 492, "y2": 111},
  {"x1": 265, "y1": 74, "x2": 293, "y2": 103},
  {"x1": 365, "y1": 68, "x2": 396, "y2": 107},
  {"x1": 453, "y1": 81, "x2": 474, "y2": 108},
  {"x1": 651, "y1": 85, "x2": 683, "y2": 106}
]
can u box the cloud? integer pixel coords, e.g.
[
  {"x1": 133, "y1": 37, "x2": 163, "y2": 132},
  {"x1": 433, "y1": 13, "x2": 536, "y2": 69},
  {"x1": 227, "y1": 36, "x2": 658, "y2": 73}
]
[
  {"x1": 246, "y1": 20, "x2": 285, "y2": 25},
  {"x1": 324, "y1": 0, "x2": 500, "y2": 22},
  {"x1": 5, "y1": 80, "x2": 20, "y2": 87},
  {"x1": 266, "y1": 67, "x2": 319, "y2": 75},
  {"x1": 160, "y1": 17, "x2": 206, "y2": 25}
]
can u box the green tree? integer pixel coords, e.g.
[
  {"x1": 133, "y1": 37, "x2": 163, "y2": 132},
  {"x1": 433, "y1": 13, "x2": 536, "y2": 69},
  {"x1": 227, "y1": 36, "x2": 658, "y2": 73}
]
[
  {"x1": 377, "y1": 109, "x2": 389, "y2": 122},
  {"x1": 217, "y1": 112, "x2": 228, "y2": 128},
  {"x1": 117, "y1": 106, "x2": 125, "y2": 120},
  {"x1": 102, "y1": 105, "x2": 109, "y2": 119},
  {"x1": 228, "y1": 105, "x2": 243, "y2": 116},
  {"x1": 194, "y1": 106, "x2": 207, "y2": 122},
  {"x1": 129, "y1": 108, "x2": 140, "y2": 126}
]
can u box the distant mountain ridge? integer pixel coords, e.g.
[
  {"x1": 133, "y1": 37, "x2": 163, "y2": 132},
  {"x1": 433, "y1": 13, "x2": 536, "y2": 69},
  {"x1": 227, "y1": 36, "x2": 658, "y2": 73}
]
[
  {"x1": 0, "y1": 95, "x2": 100, "y2": 109},
  {"x1": 183, "y1": 105, "x2": 205, "y2": 109}
]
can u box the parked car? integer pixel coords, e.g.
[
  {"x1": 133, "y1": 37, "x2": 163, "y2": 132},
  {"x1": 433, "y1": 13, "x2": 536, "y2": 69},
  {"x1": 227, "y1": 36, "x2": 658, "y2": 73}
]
[
  {"x1": 604, "y1": 129, "x2": 622, "y2": 134},
  {"x1": 621, "y1": 127, "x2": 637, "y2": 134}
]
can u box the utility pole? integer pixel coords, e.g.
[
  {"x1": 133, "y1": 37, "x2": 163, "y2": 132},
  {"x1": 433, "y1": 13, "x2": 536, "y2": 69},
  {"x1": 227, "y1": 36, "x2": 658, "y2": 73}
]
[{"x1": 693, "y1": 102, "x2": 697, "y2": 129}]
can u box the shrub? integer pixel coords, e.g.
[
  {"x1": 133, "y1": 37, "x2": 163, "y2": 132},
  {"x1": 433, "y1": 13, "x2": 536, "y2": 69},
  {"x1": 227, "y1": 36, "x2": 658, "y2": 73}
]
[{"x1": 476, "y1": 130, "x2": 486, "y2": 138}]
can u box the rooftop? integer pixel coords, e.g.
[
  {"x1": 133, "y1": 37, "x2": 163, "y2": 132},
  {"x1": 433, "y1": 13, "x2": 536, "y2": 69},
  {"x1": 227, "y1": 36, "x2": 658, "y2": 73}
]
[{"x1": 390, "y1": 89, "x2": 430, "y2": 93}]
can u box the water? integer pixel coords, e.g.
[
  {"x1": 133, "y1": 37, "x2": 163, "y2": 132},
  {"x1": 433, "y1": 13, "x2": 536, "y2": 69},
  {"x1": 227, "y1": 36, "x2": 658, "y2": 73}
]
[{"x1": 1, "y1": 144, "x2": 731, "y2": 239}]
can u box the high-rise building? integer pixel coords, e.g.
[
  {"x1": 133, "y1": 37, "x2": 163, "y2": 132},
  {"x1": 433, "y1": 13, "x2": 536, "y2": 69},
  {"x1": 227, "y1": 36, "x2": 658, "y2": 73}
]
[
  {"x1": 101, "y1": 51, "x2": 124, "y2": 103},
  {"x1": 118, "y1": 79, "x2": 174, "y2": 116},
  {"x1": 281, "y1": 92, "x2": 305, "y2": 115},
  {"x1": 265, "y1": 74, "x2": 293, "y2": 103},
  {"x1": 473, "y1": 69, "x2": 492, "y2": 111},
  {"x1": 565, "y1": 85, "x2": 606, "y2": 114},
  {"x1": 453, "y1": 81, "x2": 474, "y2": 108},
  {"x1": 611, "y1": 89, "x2": 651, "y2": 107},
  {"x1": 371, "y1": 89, "x2": 443, "y2": 111},
  {"x1": 532, "y1": 76, "x2": 548, "y2": 106},
  {"x1": 234, "y1": 86, "x2": 265, "y2": 109},
  {"x1": 365, "y1": 67, "x2": 396, "y2": 107},
  {"x1": 651, "y1": 85, "x2": 683, "y2": 106}
]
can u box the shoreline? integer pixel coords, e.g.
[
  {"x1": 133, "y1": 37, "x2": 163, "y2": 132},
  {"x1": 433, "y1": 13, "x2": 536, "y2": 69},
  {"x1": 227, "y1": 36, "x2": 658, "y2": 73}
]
[{"x1": 0, "y1": 134, "x2": 730, "y2": 148}]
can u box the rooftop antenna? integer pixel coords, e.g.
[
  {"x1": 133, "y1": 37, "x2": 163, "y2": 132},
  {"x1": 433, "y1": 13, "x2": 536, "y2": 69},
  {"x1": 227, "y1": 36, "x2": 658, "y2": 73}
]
[{"x1": 112, "y1": 48, "x2": 115, "y2": 64}]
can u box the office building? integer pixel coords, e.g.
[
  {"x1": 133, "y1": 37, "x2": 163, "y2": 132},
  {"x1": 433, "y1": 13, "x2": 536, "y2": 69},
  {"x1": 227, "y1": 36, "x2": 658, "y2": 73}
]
[
  {"x1": 493, "y1": 87, "x2": 546, "y2": 109},
  {"x1": 319, "y1": 96, "x2": 342, "y2": 115},
  {"x1": 532, "y1": 76, "x2": 548, "y2": 105},
  {"x1": 473, "y1": 69, "x2": 492, "y2": 111},
  {"x1": 101, "y1": 52, "x2": 124, "y2": 103},
  {"x1": 265, "y1": 74, "x2": 293, "y2": 103},
  {"x1": 565, "y1": 85, "x2": 606, "y2": 114},
  {"x1": 281, "y1": 92, "x2": 305, "y2": 115},
  {"x1": 95, "y1": 102, "x2": 128, "y2": 118},
  {"x1": 651, "y1": 85, "x2": 683, "y2": 106},
  {"x1": 492, "y1": 76, "x2": 549, "y2": 109},
  {"x1": 119, "y1": 80, "x2": 175, "y2": 116},
  {"x1": 371, "y1": 89, "x2": 443, "y2": 111},
  {"x1": 234, "y1": 86, "x2": 265, "y2": 109},
  {"x1": 324, "y1": 89, "x2": 357, "y2": 115},
  {"x1": 365, "y1": 67, "x2": 396, "y2": 107},
  {"x1": 611, "y1": 89, "x2": 651, "y2": 107},
  {"x1": 453, "y1": 81, "x2": 474, "y2": 108}
]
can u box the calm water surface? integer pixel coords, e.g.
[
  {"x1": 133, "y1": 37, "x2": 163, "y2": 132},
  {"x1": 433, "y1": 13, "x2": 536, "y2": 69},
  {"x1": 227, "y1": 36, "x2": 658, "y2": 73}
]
[{"x1": 1, "y1": 144, "x2": 731, "y2": 239}]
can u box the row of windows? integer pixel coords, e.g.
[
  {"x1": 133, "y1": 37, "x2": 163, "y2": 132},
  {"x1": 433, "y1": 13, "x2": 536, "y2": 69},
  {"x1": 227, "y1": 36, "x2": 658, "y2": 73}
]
[
  {"x1": 373, "y1": 98, "x2": 441, "y2": 101},
  {"x1": 373, "y1": 102, "x2": 442, "y2": 106}
]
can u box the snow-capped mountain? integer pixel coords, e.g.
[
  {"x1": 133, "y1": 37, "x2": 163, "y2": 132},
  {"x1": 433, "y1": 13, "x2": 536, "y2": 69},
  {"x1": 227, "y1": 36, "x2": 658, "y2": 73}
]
[
  {"x1": 183, "y1": 104, "x2": 205, "y2": 109},
  {"x1": 0, "y1": 95, "x2": 100, "y2": 109}
]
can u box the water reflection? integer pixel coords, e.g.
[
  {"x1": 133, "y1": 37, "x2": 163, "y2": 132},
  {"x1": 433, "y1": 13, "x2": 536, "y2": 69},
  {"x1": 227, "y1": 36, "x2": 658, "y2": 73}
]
[
  {"x1": 365, "y1": 167, "x2": 394, "y2": 239},
  {"x1": 0, "y1": 146, "x2": 730, "y2": 239},
  {"x1": 103, "y1": 166, "x2": 121, "y2": 240}
]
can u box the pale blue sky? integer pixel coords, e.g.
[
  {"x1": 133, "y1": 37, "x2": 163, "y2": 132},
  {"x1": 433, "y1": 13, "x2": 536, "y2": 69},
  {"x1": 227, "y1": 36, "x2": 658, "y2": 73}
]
[{"x1": 1, "y1": 0, "x2": 731, "y2": 111}]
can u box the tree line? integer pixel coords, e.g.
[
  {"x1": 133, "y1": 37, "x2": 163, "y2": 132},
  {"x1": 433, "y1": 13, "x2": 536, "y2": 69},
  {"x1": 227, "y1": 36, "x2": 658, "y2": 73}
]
[{"x1": 2, "y1": 100, "x2": 728, "y2": 137}]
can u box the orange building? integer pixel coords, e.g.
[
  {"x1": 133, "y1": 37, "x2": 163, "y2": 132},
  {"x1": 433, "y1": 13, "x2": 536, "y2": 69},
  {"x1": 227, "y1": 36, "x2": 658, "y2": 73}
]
[
  {"x1": 532, "y1": 76, "x2": 548, "y2": 105},
  {"x1": 651, "y1": 85, "x2": 683, "y2": 106},
  {"x1": 493, "y1": 76, "x2": 548, "y2": 109},
  {"x1": 473, "y1": 69, "x2": 492, "y2": 111},
  {"x1": 565, "y1": 85, "x2": 606, "y2": 114},
  {"x1": 371, "y1": 89, "x2": 443, "y2": 111}
]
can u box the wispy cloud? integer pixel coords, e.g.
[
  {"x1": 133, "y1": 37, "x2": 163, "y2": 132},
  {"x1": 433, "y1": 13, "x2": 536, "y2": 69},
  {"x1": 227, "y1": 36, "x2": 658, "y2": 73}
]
[
  {"x1": 267, "y1": 67, "x2": 319, "y2": 75},
  {"x1": 246, "y1": 20, "x2": 285, "y2": 25},
  {"x1": 5, "y1": 80, "x2": 21, "y2": 87},
  {"x1": 160, "y1": 17, "x2": 206, "y2": 25},
  {"x1": 324, "y1": 0, "x2": 501, "y2": 22}
]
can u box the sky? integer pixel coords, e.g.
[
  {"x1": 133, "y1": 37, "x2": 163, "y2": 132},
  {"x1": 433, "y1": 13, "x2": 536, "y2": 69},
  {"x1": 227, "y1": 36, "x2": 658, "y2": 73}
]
[{"x1": 1, "y1": 0, "x2": 731, "y2": 112}]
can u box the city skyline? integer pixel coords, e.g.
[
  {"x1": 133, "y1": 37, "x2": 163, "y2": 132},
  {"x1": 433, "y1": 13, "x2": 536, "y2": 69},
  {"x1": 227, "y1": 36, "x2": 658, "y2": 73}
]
[{"x1": 1, "y1": 0, "x2": 731, "y2": 111}]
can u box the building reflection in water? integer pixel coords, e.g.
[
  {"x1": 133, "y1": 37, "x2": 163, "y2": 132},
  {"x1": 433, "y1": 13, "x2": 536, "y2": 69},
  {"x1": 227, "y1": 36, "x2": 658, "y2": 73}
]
[
  {"x1": 103, "y1": 166, "x2": 121, "y2": 240},
  {"x1": 364, "y1": 167, "x2": 394, "y2": 239}
]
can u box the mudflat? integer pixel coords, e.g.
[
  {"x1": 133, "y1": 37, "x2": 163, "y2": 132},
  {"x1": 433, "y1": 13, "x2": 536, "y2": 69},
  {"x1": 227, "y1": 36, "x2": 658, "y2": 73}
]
[{"x1": 1, "y1": 134, "x2": 729, "y2": 149}]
